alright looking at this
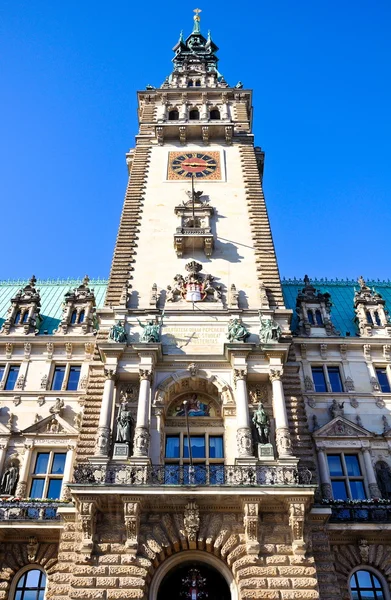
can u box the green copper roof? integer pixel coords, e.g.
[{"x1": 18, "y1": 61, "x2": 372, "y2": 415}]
[
  {"x1": 282, "y1": 278, "x2": 391, "y2": 336},
  {"x1": 0, "y1": 279, "x2": 108, "y2": 335}
]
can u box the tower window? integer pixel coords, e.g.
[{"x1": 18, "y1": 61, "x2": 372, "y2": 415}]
[
  {"x1": 168, "y1": 109, "x2": 179, "y2": 121},
  {"x1": 14, "y1": 311, "x2": 21, "y2": 325},
  {"x1": 70, "y1": 310, "x2": 77, "y2": 325},
  {"x1": 187, "y1": 80, "x2": 194, "y2": 87},
  {"x1": 210, "y1": 108, "x2": 220, "y2": 120},
  {"x1": 195, "y1": 79, "x2": 201, "y2": 87},
  {"x1": 350, "y1": 570, "x2": 385, "y2": 600},
  {"x1": 366, "y1": 311, "x2": 374, "y2": 325},
  {"x1": 189, "y1": 108, "x2": 200, "y2": 120},
  {"x1": 307, "y1": 310, "x2": 315, "y2": 325},
  {"x1": 315, "y1": 310, "x2": 323, "y2": 326}
]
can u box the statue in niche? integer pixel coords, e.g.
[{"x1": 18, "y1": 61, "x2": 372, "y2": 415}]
[
  {"x1": 252, "y1": 402, "x2": 270, "y2": 445},
  {"x1": 109, "y1": 321, "x2": 127, "y2": 343},
  {"x1": 259, "y1": 314, "x2": 281, "y2": 344},
  {"x1": 377, "y1": 462, "x2": 391, "y2": 499},
  {"x1": 0, "y1": 461, "x2": 19, "y2": 495},
  {"x1": 116, "y1": 402, "x2": 134, "y2": 446},
  {"x1": 227, "y1": 318, "x2": 250, "y2": 343},
  {"x1": 174, "y1": 394, "x2": 211, "y2": 417},
  {"x1": 137, "y1": 312, "x2": 164, "y2": 343}
]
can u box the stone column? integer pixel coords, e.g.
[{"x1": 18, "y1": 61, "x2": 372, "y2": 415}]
[
  {"x1": 132, "y1": 369, "x2": 153, "y2": 459},
  {"x1": 362, "y1": 447, "x2": 381, "y2": 498},
  {"x1": 60, "y1": 446, "x2": 75, "y2": 501},
  {"x1": 269, "y1": 368, "x2": 293, "y2": 458},
  {"x1": 234, "y1": 369, "x2": 254, "y2": 460},
  {"x1": 0, "y1": 440, "x2": 9, "y2": 476},
  {"x1": 94, "y1": 367, "x2": 116, "y2": 457},
  {"x1": 317, "y1": 447, "x2": 333, "y2": 499},
  {"x1": 16, "y1": 443, "x2": 34, "y2": 497}
]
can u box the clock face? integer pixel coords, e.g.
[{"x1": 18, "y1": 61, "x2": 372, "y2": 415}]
[{"x1": 167, "y1": 151, "x2": 222, "y2": 180}]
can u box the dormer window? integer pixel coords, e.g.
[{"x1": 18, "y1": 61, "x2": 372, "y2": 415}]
[
  {"x1": 187, "y1": 80, "x2": 194, "y2": 87},
  {"x1": 70, "y1": 310, "x2": 77, "y2": 325},
  {"x1": 168, "y1": 109, "x2": 179, "y2": 121},
  {"x1": 307, "y1": 311, "x2": 315, "y2": 325},
  {"x1": 195, "y1": 79, "x2": 201, "y2": 86},
  {"x1": 14, "y1": 311, "x2": 21, "y2": 325},
  {"x1": 79, "y1": 310, "x2": 85, "y2": 323},
  {"x1": 315, "y1": 310, "x2": 323, "y2": 326},
  {"x1": 189, "y1": 108, "x2": 200, "y2": 120},
  {"x1": 210, "y1": 108, "x2": 220, "y2": 120}
]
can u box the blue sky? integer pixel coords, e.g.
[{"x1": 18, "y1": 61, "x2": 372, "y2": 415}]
[{"x1": 1, "y1": 1, "x2": 390, "y2": 281}]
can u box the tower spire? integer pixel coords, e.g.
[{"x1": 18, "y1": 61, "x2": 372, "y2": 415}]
[{"x1": 193, "y1": 8, "x2": 202, "y2": 33}]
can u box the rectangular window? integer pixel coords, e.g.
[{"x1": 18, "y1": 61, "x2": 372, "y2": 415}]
[
  {"x1": 0, "y1": 365, "x2": 5, "y2": 383},
  {"x1": 312, "y1": 367, "x2": 327, "y2": 392},
  {"x1": 165, "y1": 436, "x2": 180, "y2": 458},
  {"x1": 376, "y1": 368, "x2": 391, "y2": 393},
  {"x1": 327, "y1": 367, "x2": 343, "y2": 392},
  {"x1": 5, "y1": 366, "x2": 20, "y2": 391},
  {"x1": 67, "y1": 366, "x2": 81, "y2": 391},
  {"x1": 29, "y1": 451, "x2": 67, "y2": 499},
  {"x1": 51, "y1": 366, "x2": 66, "y2": 391},
  {"x1": 327, "y1": 453, "x2": 366, "y2": 500},
  {"x1": 209, "y1": 436, "x2": 224, "y2": 458},
  {"x1": 184, "y1": 436, "x2": 206, "y2": 459},
  {"x1": 164, "y1": 433, "x2": 224, "y2": 484}
]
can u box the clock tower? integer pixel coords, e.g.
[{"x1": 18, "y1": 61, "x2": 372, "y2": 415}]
[{"x1": 72, "y1": 11, "x2": 317, "y2": 600}]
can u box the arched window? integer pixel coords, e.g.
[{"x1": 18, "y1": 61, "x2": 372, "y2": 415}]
[
  {"x1": 70, "y1": 310, "x2": 77, "y2": 325},
  {"x1": 307, "y1": 310, "x2": 315, "y2": 325},
  {"x1": 195, "y1": 79, "x2": 201, "y2": 87},
  {"x1": 366, "y1": 311, "x2": 374, "y2": 325},
  {"x1": 210, "y1": 108, "x2": 220, "y2": 120},
  {"x1": 350, "y1": 570, "x2": 385, "y2": 600},
  {"x1": 189, "y1": 108, "x2": 200, "y2": 120},
  {"x1": 14, "y1": 311, "x2": 21, "y2": 325},
  {"x1": 315, "y1": 309, "x2": 323, "y2": 326},
  {"x1": 78, "y1": 310, "x2": 85, "y2": 324},
  {"x1": 22, "y1": 311, "x2": 29, "y2": 324},
  {"x1": 14, "y1": 568, "x2": 47, "y2": 600},
  {"x1": 374, "y1": 311, "x2": 381, "y2": 326},
  {"x1": 168, "y1": 109, "x2": 179, "y2": 121},
  {"x1": 187, "y1": 80, "x2": 194, "y2": 87}
]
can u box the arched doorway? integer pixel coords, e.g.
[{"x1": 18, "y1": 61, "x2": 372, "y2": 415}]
[
  {"x1": 157, "y1": 561, "x2": 230, "y2": 600},
  {"x1": 149, "y1": 551, "x2": 237, "y2": 600}
]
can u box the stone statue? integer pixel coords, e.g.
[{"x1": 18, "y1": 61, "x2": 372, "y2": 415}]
[
  {"x1": 137, "y1": 312, "x2": 164, "y2": 343},
  {"x1": 329, "y1": 399, "x2": 344, "y2": 418},
  {"x1": 227, "y1": 318, "x2": 250, "y2": 343},
  {"x1": 252, "y1": 402, "x2": 270, "y2": 445},
  {"x1": 116, "y1": 402, "x2": 134, "y2": 445},
  {"x1": 0, "y1": 463, "x2": 19, "y2": 495},
  {"x1": 109, "y1": 321, "x2": 127, "y2": 343},
  {"x1": 259, "y1": 315, "x2": 281, "y2": 344},
  {"x1": 377, "y1": 463, "x2": 391, "y2": 499}
]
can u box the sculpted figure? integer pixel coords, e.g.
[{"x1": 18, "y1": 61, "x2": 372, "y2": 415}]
[
  {"x1": 227, "y1": 318, "x2": 250, "y2": 343},
  {"x1": 259, "y1": 314, "x2": 281, "y2": 344},
  {"x1": 109, "y1": 320, "x2": 127, "y2": 343},
  {"x1": 167, "y1": 275, "x2": 185, "y2": 302},
  {"x1": 0, "y1": 463, "x2": 19, "y2": 495},
  {"x1": 137, "y1": 312, "x2": 164, "y2": 343},
  {"x1": 252, "y1": 402, "x2": 270, "y2": 445},
  {"x1": 116, "y1": 402, "x2": 134, "y2": 444},
  {"x1": 377, "y1": 463, "x2": 391, "y2": 499},
  {"x1": 202, "y1": 274, "x2": 221, "y2": 301}
]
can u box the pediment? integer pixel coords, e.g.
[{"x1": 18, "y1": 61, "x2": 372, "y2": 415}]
[
  {"x1": 23, "y1": 415, "x2": 78, "y2": 436},
  {"x1": 313, "y1": 416, "x2": 372, "y2": 439}
]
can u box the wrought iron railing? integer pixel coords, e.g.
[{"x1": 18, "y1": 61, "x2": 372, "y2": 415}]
[
  {"x1": 0, "y1": 500, "x2": 68, "y2": 521},
  {"x1": 327, "y1": 502, "x2": 391, "y2": 523},
  {"x1": 73, "y1": 464, "x2": 312, "y2": 487}
]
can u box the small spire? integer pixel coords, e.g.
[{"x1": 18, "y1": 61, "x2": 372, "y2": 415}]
[
  {"x1": 179, "y1": 30, "x2": 184, "y2": 43},
  {"x1": 82, "y1": 275, "x2": 90, "y2": 287},
  {"x1": 193, "y1": 7, "x2": 202, "y2": 33},
  {"x1": 207, "y1": 30, "x2": 211, "y2": 42}
]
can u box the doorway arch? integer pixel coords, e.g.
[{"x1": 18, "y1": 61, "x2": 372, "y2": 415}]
[{"x1": 149, "y1": 551, "x2": 238, "y2": 600}]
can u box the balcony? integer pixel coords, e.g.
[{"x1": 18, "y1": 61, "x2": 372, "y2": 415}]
[
  {"x1": 321, "y1": 500, "x2": 391, "y2": 523},
  {"x1": 73, "y1": 464, "x2": 313, "y2": 487},
  {"x1": 0, "y1": 500, "x2": 71, "y2": 541}
]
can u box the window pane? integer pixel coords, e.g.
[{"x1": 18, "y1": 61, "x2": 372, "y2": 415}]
[
  {"x1": 345, "y1": 455, "x2": 361, "y2": 476},
  {"x1": 5, "y1": 366, "x2": 20, "y2": 391},
  {"x1": 47, "y1": 479, "x2": 62, "y2": 499},
  {"x1": 307, "y1": 311, "x2": 314, "y2": 325},
  {"x1": 328, "y1": 367, "x2": 343, "y2": 392},
  {"x1": 357, "y1": 571, "x2": 373, "y2": 588},
  {"x1": 372, "y1": 575, "x2": 382, "y2": 590},
  {"x1": 15, "y1": 591, "x2": 22, "y2": 600},
  {"x1": 67, "y1": 366, "x2": 81, "y2": 391},
  {"x1": 0, "y1": 366, "x2": 5, "y2": 382},
  {"x1": 24, "y1": 591, "x2": 38, "y2": 600},
  {"x1": 78, "y1": 310, "x2": 85, "y2": 323},
  {"x1": 70, "y1": 310, "x2": 77, "y2": 324},
  {"x1": 312, "y1": 367, "x2": 327, "y2": 392},
  {"x1": 331, "y1": 480, "x2": 348, "y2": 500},
  {"x1": 183, "y1": 436, "x2": 205, "y2": 458},
  {"x1": 34, "y1": 453, "x2": 49, "y2": 474},
  {"x1": 315, "y1": 310, "x2": 323, "y2": 325},
  {"x1": 30, "y1": 479, "x2": 45, "y2": 498},
  {"x1": 16, "y1": 575, "x2": 26, "y2": 589},
  {"x1": 327, "y1": 455, "x2": 343, "y2": 476},
  {"x1": 26, "y1": 570, "x2": 41, "y2": 587},
  {"x1": 165, "y1": 436, "x2": 180, "y2": 458},
  {"x1": 376, "y1": 369, "x2": 391, "y2": 393},
  {"x1": 51, "y1": 366, "x2": 65, "y2": 391},
  {"x1": 350, "y1": 480, "x2": 366, "y2": 500},
  {"x1": 209, "y1": 436, "x2": 224, "y2": 458},
  {"x1": 51, "y1": 453, "x2": 66, "y2": 474}
]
